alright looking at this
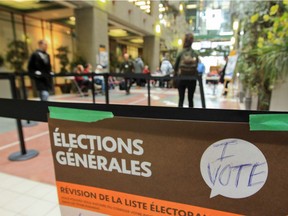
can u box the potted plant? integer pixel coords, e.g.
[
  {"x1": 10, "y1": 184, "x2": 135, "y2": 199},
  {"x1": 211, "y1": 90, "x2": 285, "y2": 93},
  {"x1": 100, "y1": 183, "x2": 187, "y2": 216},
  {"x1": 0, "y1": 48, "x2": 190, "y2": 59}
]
[
  {"x1": 255, "y1": 2, "x2": 288, "y2": 110},
  {"x1": 5, "y1": 40, "x2": 29, "y2": 98},
  {"x1": 55, "y1": 46, "x2": 71, "y2": 93},
  {"x1": 6, "y1": 40, "x2": 29, "y2": 72},
  {"x1": 70, "y1": 56, "x2": 87, "y2": 72},
  {"x1": 55, "y1": 46, "x2": 70, "y2": 74},
  {"x1": 237, "y1": 1, "x2": 287, "y2": 110}
]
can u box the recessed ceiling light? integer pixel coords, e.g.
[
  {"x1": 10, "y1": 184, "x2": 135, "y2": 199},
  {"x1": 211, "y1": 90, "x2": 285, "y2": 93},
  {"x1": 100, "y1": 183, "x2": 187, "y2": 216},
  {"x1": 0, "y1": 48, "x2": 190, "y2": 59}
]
[{"x1": 109, "y1": 29, "x2": 128, "y2": 37}]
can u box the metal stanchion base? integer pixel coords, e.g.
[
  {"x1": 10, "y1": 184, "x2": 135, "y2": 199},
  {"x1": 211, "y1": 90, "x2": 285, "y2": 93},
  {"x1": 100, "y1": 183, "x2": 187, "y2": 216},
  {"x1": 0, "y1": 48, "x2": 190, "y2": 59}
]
[
  {"x1": 8, "y1": 150, "x2": 39, "y2": 161},
  {"x1": 21, "y1": 120, "x2": 38, "y2": 127}
]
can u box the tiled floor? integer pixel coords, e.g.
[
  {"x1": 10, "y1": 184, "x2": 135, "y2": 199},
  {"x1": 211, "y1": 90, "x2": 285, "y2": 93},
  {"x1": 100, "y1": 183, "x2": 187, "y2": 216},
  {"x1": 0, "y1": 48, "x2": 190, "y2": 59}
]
[
  {"x1": 0, "y1": 172, "x2": 60, "y2": 216},
  {"x1": 0, "y1": 82, "x2": 243, "y2": 215}
]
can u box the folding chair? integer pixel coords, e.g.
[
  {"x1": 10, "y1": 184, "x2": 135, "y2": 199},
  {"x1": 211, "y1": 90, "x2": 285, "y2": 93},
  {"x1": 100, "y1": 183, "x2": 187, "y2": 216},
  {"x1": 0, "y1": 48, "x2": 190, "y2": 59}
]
[{"x1": 65, "y1": 76, "x2": 87, "y2": 97}]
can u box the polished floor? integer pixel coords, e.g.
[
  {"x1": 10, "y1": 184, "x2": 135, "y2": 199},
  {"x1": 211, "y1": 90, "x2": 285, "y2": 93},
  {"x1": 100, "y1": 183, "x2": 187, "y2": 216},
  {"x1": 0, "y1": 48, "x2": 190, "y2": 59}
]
[{"x1": 0, "y1": 82, "x2": 243, "y2": 215}]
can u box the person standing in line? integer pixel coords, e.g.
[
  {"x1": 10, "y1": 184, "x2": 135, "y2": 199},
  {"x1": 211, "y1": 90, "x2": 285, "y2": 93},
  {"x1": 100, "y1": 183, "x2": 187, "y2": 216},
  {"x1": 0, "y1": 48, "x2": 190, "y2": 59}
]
[
  {"x1": 160, "y1": 53, "x2": 173, "y2": 88},
  {"x1": 174, "y1": 33, "x2": 199, "y2": 108},
  {"x1": 120, "y1": 53, "x2": 134, "y2": 95},
  {"x1": 28, "y1": 39, "x2": 53, "y2": 101},
  {"x1": 197, "y1": 58, "x2": 206, "y2": 76},
  {"x1": 133, "y1": 55, "x2": 144, "y2": 87}
]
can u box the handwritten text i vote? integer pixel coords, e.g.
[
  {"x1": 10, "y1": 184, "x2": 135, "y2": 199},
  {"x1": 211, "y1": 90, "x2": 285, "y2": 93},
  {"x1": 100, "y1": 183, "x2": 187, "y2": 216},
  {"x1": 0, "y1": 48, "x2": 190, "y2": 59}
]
[{"x1": 208, "y1": 141, "x2": 266, "y2": 188}]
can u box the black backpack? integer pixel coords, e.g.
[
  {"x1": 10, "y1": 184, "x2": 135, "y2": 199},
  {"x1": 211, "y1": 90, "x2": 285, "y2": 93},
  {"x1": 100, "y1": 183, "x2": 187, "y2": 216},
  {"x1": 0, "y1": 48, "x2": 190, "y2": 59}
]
[{"x1": 179, "y1": 49, "x2": 198, "y2": 76}]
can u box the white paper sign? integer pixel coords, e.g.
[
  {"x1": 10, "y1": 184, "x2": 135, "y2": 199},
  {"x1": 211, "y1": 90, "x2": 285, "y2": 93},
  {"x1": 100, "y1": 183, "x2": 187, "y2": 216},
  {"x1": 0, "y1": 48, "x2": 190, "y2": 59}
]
[{"x1": 200, "y1": 138, "x2": 268, "y2": 199}]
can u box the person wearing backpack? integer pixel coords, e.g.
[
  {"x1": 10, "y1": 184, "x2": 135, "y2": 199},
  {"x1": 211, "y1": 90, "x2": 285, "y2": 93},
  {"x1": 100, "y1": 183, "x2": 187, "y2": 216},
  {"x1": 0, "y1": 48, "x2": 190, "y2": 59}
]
[{"x1": 174, "y1": 33, "x2": 199, "y2": 108}]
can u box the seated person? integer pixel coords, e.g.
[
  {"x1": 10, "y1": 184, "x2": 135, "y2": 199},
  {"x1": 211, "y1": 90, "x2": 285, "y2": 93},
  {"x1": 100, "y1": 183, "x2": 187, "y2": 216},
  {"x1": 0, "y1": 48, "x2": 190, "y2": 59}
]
[
  {"x1": 151, "y1": 66, "x2": 162, "y2": 86},
  {"x1": 75, "y1": 64, "x2": 92, "y2": 93},
  {"x1": 94, "y1": 65, "x2": 106, "y2": 94}
]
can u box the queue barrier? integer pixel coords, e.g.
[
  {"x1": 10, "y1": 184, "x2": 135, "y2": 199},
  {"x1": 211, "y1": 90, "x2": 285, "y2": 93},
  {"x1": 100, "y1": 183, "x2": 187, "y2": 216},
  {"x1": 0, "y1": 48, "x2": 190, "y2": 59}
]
[
  {"x1": 11, "y1": 72, "x2": 206, "y2": 108},
  {"x1": 1, "y1": 72, "x2": 285, "y2": 162},
  {"x1": 0, "y1": 73, "x2": 38, "y2": 161}
]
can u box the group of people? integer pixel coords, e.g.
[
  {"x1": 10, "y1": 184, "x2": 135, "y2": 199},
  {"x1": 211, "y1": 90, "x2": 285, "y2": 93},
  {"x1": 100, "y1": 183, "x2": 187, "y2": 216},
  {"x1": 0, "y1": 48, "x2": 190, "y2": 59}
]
[
  {"x1": 27, "y1": 40, "x2": 113, "y2": 100},
  {"x1": 28, "y1": 33, "x2": 222, "y2": 108},
  {"x1": 119, "y1": 33, "x2": 201, "y2": 108},
  {"x1": 74, "y1": 63, "x2": 114, "y2": 95}
]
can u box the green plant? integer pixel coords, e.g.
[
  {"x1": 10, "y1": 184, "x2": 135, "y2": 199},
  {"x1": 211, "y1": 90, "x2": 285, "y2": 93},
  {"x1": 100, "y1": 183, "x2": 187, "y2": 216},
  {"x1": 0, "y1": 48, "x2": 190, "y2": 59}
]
[
  {"x1": 6, "y1": 40, "x2": 29, "y2": 72},
  {"x1": 70, "y1": 56, "x2": 87, "y2": 72},
  {"x1": 55, "y1": 46, "x2": 70, "y2": 73},
  {"x1": 237, "y1": 0, "x2": 288, "y2": 110}
]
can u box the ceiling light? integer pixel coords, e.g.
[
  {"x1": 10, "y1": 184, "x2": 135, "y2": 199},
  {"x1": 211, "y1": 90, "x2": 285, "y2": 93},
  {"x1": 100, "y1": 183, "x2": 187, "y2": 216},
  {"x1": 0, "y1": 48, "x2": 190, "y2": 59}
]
[
  {"x1": 130, "y1": 38, "x2": 144, "y2": 44},
  {"x1": 186, "y1": 4, "x2": 197, "y2": 9},
  {"x1": 135, "y1": 1, "x2": 146, "y2": 6},
  {"x1": 155, "y1": 24, "x2": 161, "y2": 33},
  {"x1": 140, "y1": 5, "x2": 150, "y2": 10},
  {"x1": 109, "y1": 29, "x2": 128, "y2": 37},
  {"x1": 179, "y1": 3, "x2": 183, "y2": 12},
  {"x1": 69, "y1": 16, "x2": 76, "y2": 22}
]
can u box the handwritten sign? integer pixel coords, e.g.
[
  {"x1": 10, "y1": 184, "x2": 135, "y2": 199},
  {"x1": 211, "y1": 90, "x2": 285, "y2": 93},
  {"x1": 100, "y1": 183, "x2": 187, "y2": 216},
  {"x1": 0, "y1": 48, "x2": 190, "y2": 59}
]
[{"x1": 200, "y1": 138, "x2": 268, "y2": 199}]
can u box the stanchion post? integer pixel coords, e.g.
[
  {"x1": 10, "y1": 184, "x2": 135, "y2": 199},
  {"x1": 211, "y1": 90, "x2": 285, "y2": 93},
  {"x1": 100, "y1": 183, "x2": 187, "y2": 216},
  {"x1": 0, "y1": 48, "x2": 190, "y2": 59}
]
[
  {"x1": 104, "y1": 74, "x2": 109, "y2": 104},
  {"x1": 91, "y1": 73, "x2": 96, "y2": 104},
  {"x1": 198, "y1": 75, "x2": 206, "y2": 108},
  {"x1": 147, "y1": 75, "x2": 151, "y2": 106},
  {"x1": 19, "y1": 73, "x2": 33, "y2": 125},
  {"x1": 8, "y1": 74, "x2": 38, "y2": 161}
]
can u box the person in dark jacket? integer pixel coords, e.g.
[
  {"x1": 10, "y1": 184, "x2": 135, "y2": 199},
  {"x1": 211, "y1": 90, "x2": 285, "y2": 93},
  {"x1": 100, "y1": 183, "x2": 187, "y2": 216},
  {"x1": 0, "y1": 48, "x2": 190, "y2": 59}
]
[
  {"x1": 120, "y1": 53, "x2": 134, "y2": 95},
  {"x1": 174, "y1": 33, "x2": 199, "y2": 108},
  {"x1": 28, "y1": 40, "x2": 53, "y2": 101}
]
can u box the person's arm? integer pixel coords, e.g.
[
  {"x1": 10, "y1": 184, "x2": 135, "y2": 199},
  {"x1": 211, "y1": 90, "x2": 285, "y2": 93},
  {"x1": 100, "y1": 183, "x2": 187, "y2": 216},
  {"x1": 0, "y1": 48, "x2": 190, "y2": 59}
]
[
  {"x1": 119, "y1": 63, "x2": 123, "y2": 73},
  {"x1": 47, "y1": 54, "x2": 52, "y2": 73},
  {"x1": 168, "y1": 61, "x2": 174, "y2": 74},
  {"x1": 131, "y1": 61, "x2": 135, "y2": 73},
  {"x1": 28, "y1": 53, "x2": 36, "y2": 74}
]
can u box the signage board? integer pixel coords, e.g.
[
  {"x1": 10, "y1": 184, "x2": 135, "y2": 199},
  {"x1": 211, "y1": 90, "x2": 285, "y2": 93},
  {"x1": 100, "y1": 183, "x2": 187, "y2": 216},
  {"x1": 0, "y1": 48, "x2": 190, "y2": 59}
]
[{"x1": 48, "y1": 110, "x2": 288, "y2": 216}]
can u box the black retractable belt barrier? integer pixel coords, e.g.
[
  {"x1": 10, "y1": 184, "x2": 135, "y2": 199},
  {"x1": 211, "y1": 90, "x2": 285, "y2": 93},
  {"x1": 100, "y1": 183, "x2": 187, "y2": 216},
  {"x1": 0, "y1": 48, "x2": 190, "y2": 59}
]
[
  {"x1": 0, "y1": 73, "x2": 39, "y2": 161},
  {"x1": 17, "y1": 72, "x2": 38, "y2": 127},
  {"x1": 0, "y1": 98, "x2": 285, "y2": 123},
  {"x1": 12, "y1": 72, "x2": 206, "y2": 108},
  {"x1": 0, "y1": 97, "x2": 286, "y2": 163}
]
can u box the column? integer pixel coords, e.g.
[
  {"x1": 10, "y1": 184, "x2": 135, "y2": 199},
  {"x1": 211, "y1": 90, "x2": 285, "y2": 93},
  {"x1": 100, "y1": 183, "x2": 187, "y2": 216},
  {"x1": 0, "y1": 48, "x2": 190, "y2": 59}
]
[
  {"x1": 75, "y1": 7, "x2": 109, "y2": 70},
  {"x1": 143, "y1": 36, "x2": 160, "y2": 72}
]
